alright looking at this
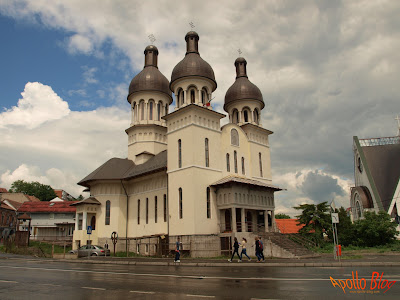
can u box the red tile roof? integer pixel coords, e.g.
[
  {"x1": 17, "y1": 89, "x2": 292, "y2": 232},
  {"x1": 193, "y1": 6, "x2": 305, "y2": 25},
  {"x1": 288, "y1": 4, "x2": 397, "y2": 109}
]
[
  {"x1": 1, "y1": 199, "x2": 23, "y2": 211},
  {"x1": 0, "y1": 188, "x2": 8, "y2": 193},
  {"x1": 54, "y1": 189, "x2": 63, "y2": 199},
  {"x1": 26, "y1": 195, "x2": 40, "y2": 202},
  {"x1": 18, "y1": 201, "x2": 77, "y2": 213},
  {"x1": 275, "y1": 219, "x2": 305, "y2": 234}
]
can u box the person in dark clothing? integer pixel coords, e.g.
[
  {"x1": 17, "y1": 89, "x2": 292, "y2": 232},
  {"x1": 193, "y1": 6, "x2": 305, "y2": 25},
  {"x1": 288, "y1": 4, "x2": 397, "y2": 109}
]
[
  {"x1": 174, "y1": 237, "x2": 181, "y2": 262},
  {"x1": 255, "y1": 237, "x2": 262, "y2": 262},
  {"x1": 228, "y1": 237, "x2": 241, "y2": 262},
  {"x1": 258, "y1": 236, "x2": 265, "y2": 261}
]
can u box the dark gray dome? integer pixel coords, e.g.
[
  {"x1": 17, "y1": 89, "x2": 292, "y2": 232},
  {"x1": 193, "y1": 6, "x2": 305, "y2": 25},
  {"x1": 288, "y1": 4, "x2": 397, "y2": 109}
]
[
  {"x1": 128, "y1": 45, "x2": 172, "y2": 103},
  {"x1": 224, "y1": 57, "x2": 264, "y2": 111},
  {"x1": 170, "y1": 32, "x2": 216, "y2": 91}
]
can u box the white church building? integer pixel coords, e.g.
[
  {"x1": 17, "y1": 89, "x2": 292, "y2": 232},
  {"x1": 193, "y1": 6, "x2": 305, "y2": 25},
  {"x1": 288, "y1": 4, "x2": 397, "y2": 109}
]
[{"x1": 72, "y1": 31, "x2": 282, "y2": 257}]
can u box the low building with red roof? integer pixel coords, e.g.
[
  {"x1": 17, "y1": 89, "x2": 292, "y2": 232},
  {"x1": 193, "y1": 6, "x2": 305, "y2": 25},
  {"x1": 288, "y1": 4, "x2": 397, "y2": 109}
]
[
  {"x1": 275, "y1": 219, "x2": 305, "y2": 234},
  {"x1": 18, "y1": 201, "x2": 77, "y2": 244},
  {"x1": 0, "y1": 188, "x2": 8, "y2": 193}
]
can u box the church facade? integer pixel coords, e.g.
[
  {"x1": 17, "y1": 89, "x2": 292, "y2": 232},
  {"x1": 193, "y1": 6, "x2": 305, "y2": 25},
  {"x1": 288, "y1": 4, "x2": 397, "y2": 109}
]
[{"x1": 72, "y1": 31, "x2": 282, "y2": 257}]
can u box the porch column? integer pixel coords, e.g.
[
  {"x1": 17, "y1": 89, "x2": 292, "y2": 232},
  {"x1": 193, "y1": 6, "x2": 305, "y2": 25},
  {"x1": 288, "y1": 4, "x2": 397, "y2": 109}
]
[
  {"x1": 231, "y1": 207, "x2": 237, "y2": 232},
  {"x1": 271, "y1": 210, "x2": 276, "y2": 232},
  {"x1": 75, "y1": 212, "x2": 79, "y2": 231},
  {"x1": 83, "y1": 211, "x2": 88, "y2": 231},
  {"x1": 241, "y1": 208, "x2": 246, "y2": 232},
  {"x1": 264, "y1": 210, "x2": 269, "y2": 233}
]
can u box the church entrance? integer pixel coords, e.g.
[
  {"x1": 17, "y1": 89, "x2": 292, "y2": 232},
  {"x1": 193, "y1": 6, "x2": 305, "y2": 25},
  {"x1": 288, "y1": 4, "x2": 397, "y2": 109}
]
[{"x1": 224, "y1": 210, "x2": 231, "y2": 232}]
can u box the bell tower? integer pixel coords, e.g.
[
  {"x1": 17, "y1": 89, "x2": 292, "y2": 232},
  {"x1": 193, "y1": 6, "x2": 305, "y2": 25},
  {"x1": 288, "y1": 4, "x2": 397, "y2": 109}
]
[{"x1": 126, "y1": 45, "x2": 172, "y2": 164}]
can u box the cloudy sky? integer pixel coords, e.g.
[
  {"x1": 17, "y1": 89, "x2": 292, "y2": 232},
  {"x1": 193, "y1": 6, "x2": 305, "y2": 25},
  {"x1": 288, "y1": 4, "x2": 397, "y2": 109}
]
[{"x1": 1, "y1": 0, "x2": 399, "y2": 216}]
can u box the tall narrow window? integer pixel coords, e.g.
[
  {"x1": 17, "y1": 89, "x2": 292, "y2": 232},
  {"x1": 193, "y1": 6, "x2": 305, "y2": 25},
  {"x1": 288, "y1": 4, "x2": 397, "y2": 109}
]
[
  {"x1": 132, "y1": 102, "x2": 136, "y2": 123},
  {"x1": 244, "y1": 110, "x2": 249, "y2": 122},
  {"x1": 137, "y1": 199, "x2": 141, "y2": 224},
  {"x1": 149, "y1": 102, "x2": 153, "y2": 120},
  {"x1": 105, "y1": 200, "x2": 110, "y2": 225},
  {"x1": 155, "y1": 196, "x2": 158, "y2": 223},
  {"x1": 163, "y1": 194, "x2": 167, "y2": 222},
  {"x1": 179, "y1": 188, "x2": 183, "y2": 219},
  {"x1": 140, "y1": 101, "x2": 144, "y2": 120},
  {"x1": 226, "y1": 153, "x2": 230, "y2": 172},
  {"x1": 253, "y1": 109, "x2": 259, "y2": 125},
  {"x1": 178, "y1": 139, "x2": 182, "y2": 168},
  {"x1": 191, "y1": 90, "x2": 195, "y2": 103},
  {"x1": 201, "y1": 90, "x2": 205, "y2": 104},
  {"x1": 157, "y1": 102, "x2": 161, "y2": 120},
  {"x1": 205, "y1": 138, "x2": 209, "y2": 167},
  {"x1": 165, "y1": 104, "x2": 168, "y2": 116},
  {"x1": 146, "y1": 198, "x2": 149, "y2": 224},
  {"x1": 234, "y1": 151, "x2": 238, "y2": 173},
  {"x1": 241, "y1": 157, "x2": 245, "y2": 175},
  {"x1": 232, "y1": 109, "x2": 239, "y2": 124},
  {"x1": 181, "y1": 90, "x2": 185, "y2": 106},
  {"x1": 259, "y1": 152, "x2": 263, "y2": 177},
  {"x1": 206, "y1": 187, "x2": 211, "y2": 219}
]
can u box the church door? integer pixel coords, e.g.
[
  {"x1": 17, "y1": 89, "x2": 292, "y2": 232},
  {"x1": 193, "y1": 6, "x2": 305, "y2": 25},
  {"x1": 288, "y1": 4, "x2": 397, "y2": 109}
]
[{"x1": 90, "y1": 216, "x2": 96, "y2": 230}]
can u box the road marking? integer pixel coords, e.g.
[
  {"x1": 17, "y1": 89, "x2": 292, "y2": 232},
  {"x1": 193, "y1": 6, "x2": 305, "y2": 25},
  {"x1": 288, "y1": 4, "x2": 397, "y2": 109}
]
[
  {"x1": 130, "y1": 291, "x2": 155, "y2": 294},
  {"x1": 0, "y1": 280, "x2": 18, "y2": 283},
  {"x1": 1, "y1": 265, "x2": 398, "y2": 282},
  {"x1": 82, "y1": 287, "x2": 106, "y2": 290},
  {"x1": 186, "y1": 295, "x2": 215, "y2": 298},
  {"x1": 40, "y1": 283, "x2": 62, "y2": 287}
]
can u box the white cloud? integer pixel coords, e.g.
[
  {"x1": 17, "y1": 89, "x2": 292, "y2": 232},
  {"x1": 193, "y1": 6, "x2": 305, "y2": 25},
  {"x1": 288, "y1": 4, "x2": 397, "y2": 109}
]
[
  {"x1": 67, "y1": 33, "x2": 93, "y2": 54},
  {"x1": 82, "y1": 66, "x2": 98, "y2": 84},
  {"x1": 0, "y1": 82, "x2": 70, "y2": 129}
]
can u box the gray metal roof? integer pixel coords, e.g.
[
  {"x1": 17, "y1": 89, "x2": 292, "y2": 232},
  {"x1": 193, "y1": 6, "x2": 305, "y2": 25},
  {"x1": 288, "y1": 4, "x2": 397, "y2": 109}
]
[
  {"x1": 211, "y1": 176, "x2": 282, "y2": 191},
  {"x1": 224, "y1": 57, "x2": 264, "y2": 111},
  {"x1": 70, "y1": 197, "x2": 101, "y2": 206},
  {"x1": 361, "y1": 142, "x2": 400, "y2": 211},
  {"x1": 78, "y1": 151, "x2": 167, "y2": 187}
]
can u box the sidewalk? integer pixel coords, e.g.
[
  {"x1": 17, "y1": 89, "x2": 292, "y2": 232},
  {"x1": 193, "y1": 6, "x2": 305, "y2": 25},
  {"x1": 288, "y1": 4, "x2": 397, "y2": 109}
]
[{"x1": 2, "y1": 252, "x2": 400, "y2": 267}]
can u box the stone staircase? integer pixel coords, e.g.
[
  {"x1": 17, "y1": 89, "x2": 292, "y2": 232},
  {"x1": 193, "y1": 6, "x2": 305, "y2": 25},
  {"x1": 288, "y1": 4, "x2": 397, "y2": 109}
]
[{"x1": 261, "y1": 232, "x2": 317, "y2": 258}]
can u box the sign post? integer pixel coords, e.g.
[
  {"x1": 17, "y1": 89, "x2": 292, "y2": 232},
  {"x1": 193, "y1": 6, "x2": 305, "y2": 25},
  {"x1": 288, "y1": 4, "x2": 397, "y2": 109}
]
[
  {"x1": 111, "y1": 231, "x2": 118, "y2": 256},
  {"x1": 87, "y1": 225, "x2": 92, "y2": 258}
]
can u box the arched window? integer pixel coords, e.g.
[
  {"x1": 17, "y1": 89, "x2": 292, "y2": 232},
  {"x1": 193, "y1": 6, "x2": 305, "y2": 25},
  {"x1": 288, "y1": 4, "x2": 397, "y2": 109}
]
[
  {"x1": 179, "y1": 188, "x2": 183, "y2": 219},
  {"x1": 137, "y1": 199, "x2": 141, "y2": 224},
  {"x1": 165, "y1": 104, "x2": 168, "y2": 116},
  {"x1": 132, "y1": 102, "x2": 136, "y2": 123},
  {"x1": 149, "y1": 102, "x2": 154, "y2": 120},
  {"x1": 178, "y1": 139, "x2": 182, "y2": 168},
  {"x1": 157, "y1": 102, "x2": 161, "y2": 121},
  {"x1": 155, "y1": 196, "x2": 158, "y2": 223},
  {"x1": 231, "y1": 129, "x2": 239, "y2": 146},
  {"x1": 356, "y1": 200, "x2": 362, "y2": 218},
  {"x1": 146, "y1": 198, "x2": 149, "y2": 224},
  {"x1": 244, "y1": 110, "x2": 249, "y2": 122},
  {"x1": 206, "y1": 187, "x2": 211, "y2": 219},
  {"x1": 226, "y1": 153, "x2": 230, "y2": 172},
  {"x1": 163, "y1": 194, "x2": 167, "y2": 222},
  {"x1": 140, "y1": 101, "x2": 145, "y2": 120},
  {"x1": 259, "y1": 152, "x2": 263, "y2": 177},
  {"x1": 105, "y1": 200, "x2": 110, "y2": 225},
  {"x1": 234, "y1": 151, "x2": 238, "y2": 173},
  {"x1": 253, "y1": 109, "x2": 259, "y2": 125},
  {"x1": 241, "y1": 157, "x2": 245, "y2": 175},
  {"x1": 180, "y1": 90, "x2": 185, "y2": 106},
  {"x1": 205, "y1": 138, "x2": 209, "y2": 167},
  {"x1": 190, "y1": 90, "x2": 195, "y2": 103},
  {"x1": 201, "y1": 90, "x2": 205, "y2": 104},
  {"x1": 232, "y1": 109, "x2": 239, "y2": 124}
]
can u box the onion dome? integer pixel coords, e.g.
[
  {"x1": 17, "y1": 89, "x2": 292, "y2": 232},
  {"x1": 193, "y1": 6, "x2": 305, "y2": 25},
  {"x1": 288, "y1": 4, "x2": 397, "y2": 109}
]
[
  {"x1": 128, "y1": 45, "x2": 172, "y2": 103},
  {"x1": 170, "y1": 31, "x2": 216, "y2": 91},
  {"x1": 224, "y1": 57, "x2": 264, "y2": 111}
]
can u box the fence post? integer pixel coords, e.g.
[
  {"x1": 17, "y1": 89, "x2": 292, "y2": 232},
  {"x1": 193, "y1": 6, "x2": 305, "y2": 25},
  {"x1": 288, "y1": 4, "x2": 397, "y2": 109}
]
[{"x1": 63, "y1": 241, "x2": 66, "y2": 259}]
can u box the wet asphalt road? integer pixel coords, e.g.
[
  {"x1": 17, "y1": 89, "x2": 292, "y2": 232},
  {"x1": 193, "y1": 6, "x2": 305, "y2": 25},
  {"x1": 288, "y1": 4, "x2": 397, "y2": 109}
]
[{"x1": 0, "y1": 258, "x2": 400, "y2": 300}]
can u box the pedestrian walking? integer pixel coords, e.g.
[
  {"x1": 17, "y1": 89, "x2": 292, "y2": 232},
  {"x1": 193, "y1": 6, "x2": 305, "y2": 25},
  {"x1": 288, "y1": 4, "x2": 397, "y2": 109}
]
[
  {"x1": 174, "y1": 237, "x2": 181, "y2": 262},
  {"x1": 240, "y1": 238, "x2": 251, "y2": 261},
  {"x1": 255, "y1": 237, "x2": 262, "y2": 262},
  {"x1": 228, "y1": 237, "x2": 241, "y2": 262},
  {"x1": 258, "y1": 236, "x2": 265, "y2": 261}
]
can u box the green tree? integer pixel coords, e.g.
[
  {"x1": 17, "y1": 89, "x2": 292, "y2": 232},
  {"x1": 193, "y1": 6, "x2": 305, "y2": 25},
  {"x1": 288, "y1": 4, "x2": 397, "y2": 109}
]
[
  {"x1": 353, "y1": 211, "x2": 398, "y2": 247},
  {"x1": 76, "y1": 194, "x2": 84, "y2": 201},
  {"x1": 275, "y1": 213, "x2": 291, "y2": 219},
  {"x1": 294, "y1": 202, "x2": 331, "y2": 246},
  {"x1": 9, "y1": 180, "x2": 57, "y2": 201},
  {"x1": 335, "y1": 207, "x2": 355, "y2": 246}
]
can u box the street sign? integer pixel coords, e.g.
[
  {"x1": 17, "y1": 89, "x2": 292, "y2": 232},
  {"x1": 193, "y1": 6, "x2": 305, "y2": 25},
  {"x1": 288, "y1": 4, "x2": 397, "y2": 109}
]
[
  {"x1": 87, "y1": 225, "x2": 92, "y2": 235},
  {"x1": 332, "y1": 213, "x2": 339, "y2": 224},
  {"x1": 111, "y1": 231, "x2": 118, "y2": 256}
]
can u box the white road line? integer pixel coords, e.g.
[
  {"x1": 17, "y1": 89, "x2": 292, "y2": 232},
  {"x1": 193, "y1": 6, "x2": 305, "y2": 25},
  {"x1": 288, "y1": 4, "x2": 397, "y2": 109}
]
[
  {"x1": 39, "y1": 283, "x2": 62, "y2": 287},
  {"x1": 186, "y1": 295, "x2": 215, "y2": 298},
  {"x1": 0, "y1": 280, "x2": 18, "y2": 283},
  {"x1": 82, "y1": 287, "x2": 106, "y2": 290},
  {"x1": 130, "y1": 291, "x2": 155, "y2": 294},
  {"x1": 0, "y1": 265, "x2": 398, "y2": 282}
]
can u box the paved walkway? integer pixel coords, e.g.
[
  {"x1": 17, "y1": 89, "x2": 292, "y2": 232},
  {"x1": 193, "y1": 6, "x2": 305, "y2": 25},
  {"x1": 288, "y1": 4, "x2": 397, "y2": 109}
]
[{"x1": 1, "y1": 252, "x2": 400, "y2": 267}]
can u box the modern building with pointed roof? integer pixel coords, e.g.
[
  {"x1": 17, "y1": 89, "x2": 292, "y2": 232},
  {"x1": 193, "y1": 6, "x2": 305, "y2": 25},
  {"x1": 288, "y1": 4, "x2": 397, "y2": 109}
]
[
  {"x1": 350, "y1": 134, "x2": 400, "y2": 231},
  {"x1": 72, "y1": 32, "x2": 282, "y2": 257}
]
